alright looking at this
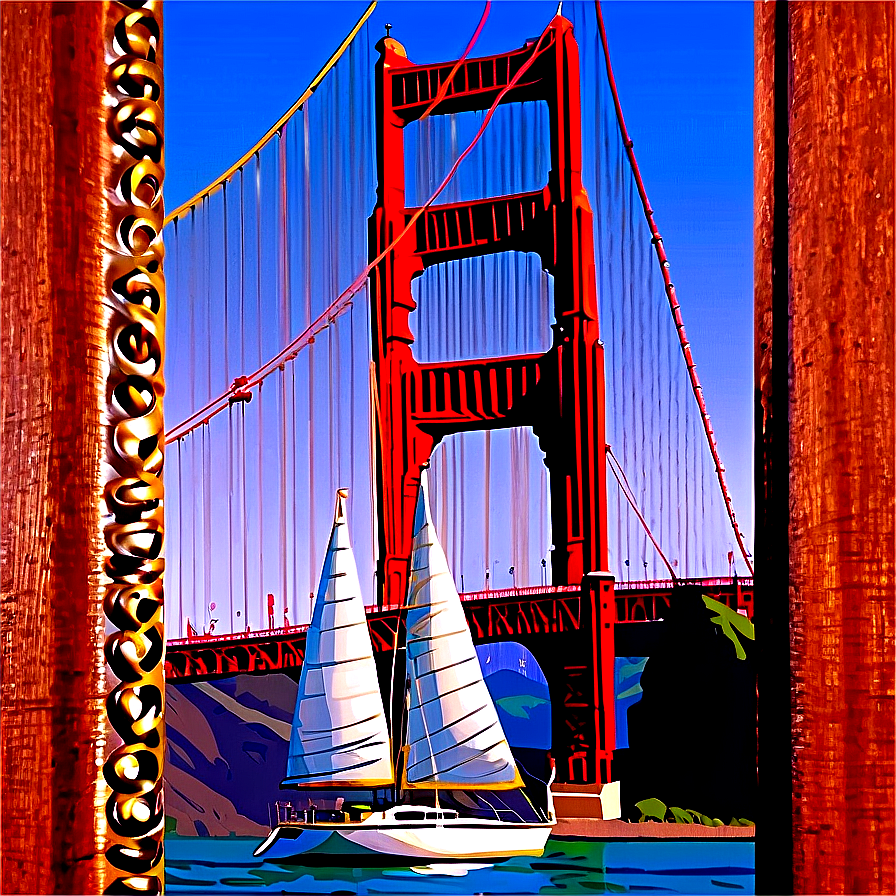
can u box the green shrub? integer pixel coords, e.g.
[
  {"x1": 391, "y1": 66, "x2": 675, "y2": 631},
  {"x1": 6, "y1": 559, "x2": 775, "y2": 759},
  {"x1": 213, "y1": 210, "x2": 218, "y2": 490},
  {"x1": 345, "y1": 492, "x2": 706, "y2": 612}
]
[{"x1": 634, "y1": 797, "x2": 754, "y2": 826}]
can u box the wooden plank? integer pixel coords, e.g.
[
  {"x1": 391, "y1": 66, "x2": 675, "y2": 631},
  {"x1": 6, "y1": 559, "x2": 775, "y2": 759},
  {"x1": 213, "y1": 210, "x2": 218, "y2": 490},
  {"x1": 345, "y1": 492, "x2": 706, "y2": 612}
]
[
  {"x1": 757, "y1": 2, "x2": 895, "y2": 891},
  {"x1": 1, "y1": 4, "x2": 111, "y2": 893}
]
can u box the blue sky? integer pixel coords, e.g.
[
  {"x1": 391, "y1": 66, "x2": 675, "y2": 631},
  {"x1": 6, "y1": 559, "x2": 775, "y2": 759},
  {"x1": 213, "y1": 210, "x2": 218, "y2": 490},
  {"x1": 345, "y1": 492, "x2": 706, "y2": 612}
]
[{"x1": 163, "y1": 0, "x2": 755, "y2": 550}]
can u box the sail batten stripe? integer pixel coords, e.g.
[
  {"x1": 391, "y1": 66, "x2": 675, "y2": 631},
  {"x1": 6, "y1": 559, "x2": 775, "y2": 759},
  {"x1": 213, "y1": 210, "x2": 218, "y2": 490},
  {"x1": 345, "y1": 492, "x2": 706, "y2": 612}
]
[
  {"x1": 304, "y1": 657, "x2": 382, "y2": 670},
  {"x1": 285, "y1": 756, "x2": 387, "y2": 779},
  {"x1": 407, "y1": 720, "x2": 501, "y2": 767},
  {"x1": 300, "y1": 713, "x2": 383, "y2": 735},
  {"x1": 406, "y1": 627, "x2": 468, "y2": 646},
  {"x1": 409, "y1": 704, "x2": 486, "y2": 740},
  {"x1": 409, "y1": 679, "x2": 485, "y2": 710},
  {"x1": 414, "y1": 655, "x2": 478, "y2": 679},
  {"x1": 292, "y1": 732, "x2": 388, "y2": 759},
  {"x1": 409, "y1": 744, "x2": 511, "y2": 781},
  {"x1": 320, "y1": 594, "x2": 361, "y2": 605}
]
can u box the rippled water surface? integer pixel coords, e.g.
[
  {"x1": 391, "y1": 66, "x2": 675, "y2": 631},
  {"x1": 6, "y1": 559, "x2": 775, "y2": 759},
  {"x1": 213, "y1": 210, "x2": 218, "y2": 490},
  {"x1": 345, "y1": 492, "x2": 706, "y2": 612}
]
[{"x1": 166, "y1": 835, "x2": 754, "y2": 894}]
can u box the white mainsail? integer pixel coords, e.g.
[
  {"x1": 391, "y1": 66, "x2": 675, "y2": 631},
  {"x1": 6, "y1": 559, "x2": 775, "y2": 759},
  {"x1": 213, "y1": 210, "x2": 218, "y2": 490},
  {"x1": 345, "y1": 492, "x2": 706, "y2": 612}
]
[
  {"x1": 402, "y1": 471, "x2": 524, "y2": 790},
  {"x1": 282, "y1": 490, "x2": 394, "y2": 787}
]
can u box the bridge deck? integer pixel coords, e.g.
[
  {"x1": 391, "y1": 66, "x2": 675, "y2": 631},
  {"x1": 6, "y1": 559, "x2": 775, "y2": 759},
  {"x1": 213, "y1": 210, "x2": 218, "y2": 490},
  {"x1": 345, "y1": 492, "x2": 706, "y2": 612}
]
[{"x1": 165, "y1": 578, "x2": 752, "y2": 682}]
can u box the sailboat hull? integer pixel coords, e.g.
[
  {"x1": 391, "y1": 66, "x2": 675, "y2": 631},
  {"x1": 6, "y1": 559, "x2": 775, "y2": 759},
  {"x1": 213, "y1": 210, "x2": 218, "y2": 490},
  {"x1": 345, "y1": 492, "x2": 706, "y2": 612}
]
[
  {"x1": 341, "y1": 819, "x2": 553, "y2": 859},
  {"x1": 256, "y1": 816, "x2": 553, "y2": 862}
]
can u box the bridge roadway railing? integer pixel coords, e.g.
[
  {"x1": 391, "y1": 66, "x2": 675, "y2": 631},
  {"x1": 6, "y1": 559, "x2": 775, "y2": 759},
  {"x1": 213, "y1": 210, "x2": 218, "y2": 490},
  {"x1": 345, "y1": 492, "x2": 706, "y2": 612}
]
[{"x1": 165, "y1": 577, "x2": 753, "y2": 681}]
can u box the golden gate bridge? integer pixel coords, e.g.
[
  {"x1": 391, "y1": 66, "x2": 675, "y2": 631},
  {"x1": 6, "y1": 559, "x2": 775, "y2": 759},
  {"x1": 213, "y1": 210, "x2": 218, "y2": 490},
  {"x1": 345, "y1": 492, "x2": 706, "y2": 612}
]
[{"x1": 161, "y1": 1, "x2": 753, "y2": 789}]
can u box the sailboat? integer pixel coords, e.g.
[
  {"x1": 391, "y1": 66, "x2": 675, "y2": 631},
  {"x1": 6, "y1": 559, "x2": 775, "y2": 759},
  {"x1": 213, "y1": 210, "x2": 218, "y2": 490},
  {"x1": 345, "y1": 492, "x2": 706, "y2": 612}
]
[{"x1": 255, "y1": 478, "x2": 555, "y2": 862}]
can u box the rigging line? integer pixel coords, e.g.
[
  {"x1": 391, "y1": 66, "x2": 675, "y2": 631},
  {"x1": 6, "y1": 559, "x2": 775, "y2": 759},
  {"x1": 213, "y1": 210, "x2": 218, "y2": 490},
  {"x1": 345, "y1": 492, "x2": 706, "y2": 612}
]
[
  {"x1": 594, "y1": 0, "x2": 753, "y2": 575},
  {"x1": 607, "y1": 446, "x2": 677, "y2": 581},
  {"x1": 163, "y1": 24, "x2": 555, "y2": 445},
  {"x1": 163, "y1": 1, "x2": 378, "y2": 225}
]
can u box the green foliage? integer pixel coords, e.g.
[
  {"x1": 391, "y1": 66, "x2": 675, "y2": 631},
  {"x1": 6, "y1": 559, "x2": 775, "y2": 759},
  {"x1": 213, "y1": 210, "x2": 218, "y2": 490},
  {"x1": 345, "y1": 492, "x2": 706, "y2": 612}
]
[
  {"x1": 702, "y1": 595, "x2": 755, "y2": 660},
  {"x1": 634, "y1": 797, "x2": 667, "y2": 822},
  {"x1": 668, "y1": 806, "x2": 694, "y2": 824},
  {"x1": 635, "y1": 798, "x2": 755, "y2": 826}
]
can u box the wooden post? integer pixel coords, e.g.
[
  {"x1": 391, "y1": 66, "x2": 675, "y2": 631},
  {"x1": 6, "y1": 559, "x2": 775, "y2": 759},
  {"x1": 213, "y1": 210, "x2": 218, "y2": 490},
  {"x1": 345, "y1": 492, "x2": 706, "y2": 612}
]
[
  {"x1": 1, "y1": 2, "x2": 166, "y2": 893},
  {"x1": 755, "y1": 2, "x2": 894, "y2": 892}
]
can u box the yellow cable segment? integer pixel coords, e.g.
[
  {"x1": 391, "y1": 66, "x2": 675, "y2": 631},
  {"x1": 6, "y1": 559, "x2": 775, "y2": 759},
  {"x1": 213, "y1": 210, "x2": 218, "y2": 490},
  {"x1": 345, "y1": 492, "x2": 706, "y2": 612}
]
[{"x1": 164, "y1": 0, "x2": 377, "y2": 225}]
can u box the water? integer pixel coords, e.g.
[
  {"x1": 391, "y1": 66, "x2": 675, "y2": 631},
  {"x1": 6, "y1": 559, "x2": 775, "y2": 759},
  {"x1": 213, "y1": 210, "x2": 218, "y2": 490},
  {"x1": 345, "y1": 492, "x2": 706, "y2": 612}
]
[{"x1": 165, "y1": 835, "x2": 754, "y2": 894}]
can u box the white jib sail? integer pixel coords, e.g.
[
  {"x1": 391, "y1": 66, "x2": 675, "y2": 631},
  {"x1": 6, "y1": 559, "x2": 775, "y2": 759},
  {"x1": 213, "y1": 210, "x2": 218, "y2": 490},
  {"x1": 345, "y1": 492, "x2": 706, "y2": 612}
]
[
  {"x1": 403, "y1": 471, "x2": 523, "y2": 790},
  {"x1": 283, "y1": 489, "x2": 394, "y2": 787}
]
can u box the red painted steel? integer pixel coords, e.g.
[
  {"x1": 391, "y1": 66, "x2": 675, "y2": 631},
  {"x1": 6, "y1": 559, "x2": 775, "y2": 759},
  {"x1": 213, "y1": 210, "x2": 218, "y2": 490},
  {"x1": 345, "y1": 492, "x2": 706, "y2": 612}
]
[
  {"x1": 367, "y1": 18, "x2": 614, "y2": 783},
  {"x1": 368, "y1": 17, "x2": 610, "y2": 609},
  {"x1": 164, "y1": 580, "x2": 751, "y2": 786}
]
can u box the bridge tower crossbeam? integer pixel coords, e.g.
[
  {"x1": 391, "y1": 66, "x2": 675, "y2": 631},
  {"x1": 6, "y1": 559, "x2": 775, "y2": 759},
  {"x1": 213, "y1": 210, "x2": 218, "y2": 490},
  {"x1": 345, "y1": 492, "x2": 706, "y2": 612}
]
[{"x1": 368, "y1": 17, "x2": 615, "y2": 784}]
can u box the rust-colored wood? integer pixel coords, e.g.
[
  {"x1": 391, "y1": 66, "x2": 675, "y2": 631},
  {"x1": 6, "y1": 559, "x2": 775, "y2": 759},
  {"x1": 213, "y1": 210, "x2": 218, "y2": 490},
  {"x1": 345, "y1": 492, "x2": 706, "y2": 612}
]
[
  {"x1": 757, "y1": 2, "x2": 895, "y2": 892},
  {"x1": 753, "y1": 3, "x2": 793, "y2": 893},
  {"x1": 1, "y1": 3, "x2": 112, "y2": 893},
  {"x1": 788, "y1": 4, "x2": 895, "y2": 891}
]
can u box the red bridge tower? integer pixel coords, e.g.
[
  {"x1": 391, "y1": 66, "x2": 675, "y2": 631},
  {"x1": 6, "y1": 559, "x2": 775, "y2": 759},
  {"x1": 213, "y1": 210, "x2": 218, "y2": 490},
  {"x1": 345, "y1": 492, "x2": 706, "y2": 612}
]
[{"x1": 369, "y1": 17, "x2": 616, "y2": 783}]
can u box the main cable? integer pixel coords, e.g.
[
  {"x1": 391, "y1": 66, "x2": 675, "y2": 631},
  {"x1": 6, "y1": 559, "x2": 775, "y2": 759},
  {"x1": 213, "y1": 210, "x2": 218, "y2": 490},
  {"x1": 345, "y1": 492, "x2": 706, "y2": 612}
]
[{"x1": 164, "y1": 7, "x2": 561, "y2": 445}]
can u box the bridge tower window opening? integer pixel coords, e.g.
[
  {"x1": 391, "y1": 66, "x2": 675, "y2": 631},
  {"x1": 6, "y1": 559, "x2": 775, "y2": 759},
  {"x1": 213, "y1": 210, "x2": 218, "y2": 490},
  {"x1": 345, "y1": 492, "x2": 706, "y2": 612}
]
[
  {"x1": 411, "y1": 251, "x2": 554, "y2": 366},
  {"x1": 403, "y1": 102, "x2": 552, "y2": 210},
  {"x1": 427, "y1": 427, "x2": 552, "y2": 594}
]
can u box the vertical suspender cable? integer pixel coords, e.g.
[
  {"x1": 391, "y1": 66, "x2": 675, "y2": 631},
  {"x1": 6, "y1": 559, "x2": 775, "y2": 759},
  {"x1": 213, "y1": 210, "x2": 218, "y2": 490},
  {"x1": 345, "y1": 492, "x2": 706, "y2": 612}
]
[
  {"x1": 223, "y1": 181, "x2": 230, "y2": 381},
  {"x1": 308, "y1": 343, "x2": 316, "y2": 610},
  {"x1": 240, "y1": 402, "x2": 249, "y2": 629},
  {"x1": 228, "y1": 406, "x2": 234, "y2": 633},
  {"x1": 202, "y1": 425, "x2": 212, "y2": 632},
  {"x1": 189, "y1": 212, "x2": 197, "y2": 413},
  {"x1": 239, "y1": 168, "x2": 246, "y2": 371},
  {"x1": 278, "y1": 128, "x2": 290, "y2": 624},
  {"x1": 290, "y1": 364, "x2": 298, "y2": 621},
  {"x1": 328, "y1": 323, "x2": 336, "y2": 488},
  {"x1": 279, "y1": 128, "x2": 291, "y2": 340},
  {"x1": 256, "y1": 153, "x2": 265, "y2": 621},
  {"x1": 280, "y1": 369, "x2": 288, "y2": 627},
  {"x1": 238, "y1": 167, "x2": 248, "y2": 625},
  {"x1": 177, "y1": 438, "x2": 184, "y2": 638},
  {"x1": 189, "y1": 433, "x2": 196, "y2": 632}
]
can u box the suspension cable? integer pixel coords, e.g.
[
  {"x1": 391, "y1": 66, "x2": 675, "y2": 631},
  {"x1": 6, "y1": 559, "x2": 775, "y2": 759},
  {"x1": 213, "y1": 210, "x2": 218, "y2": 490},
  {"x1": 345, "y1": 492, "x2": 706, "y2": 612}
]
[
  {"x1": 165, "y1": 7, "x2": 558, "y2": 446},
  {"x1": 163, "y1": 1, "x2": 378, "y2": 225},
  {"x1": 595, "y1": 1, "x2": 753, "y2": 575},
  {"x1": 607, "y1": 446, "x2": 677, "y2": 581}
]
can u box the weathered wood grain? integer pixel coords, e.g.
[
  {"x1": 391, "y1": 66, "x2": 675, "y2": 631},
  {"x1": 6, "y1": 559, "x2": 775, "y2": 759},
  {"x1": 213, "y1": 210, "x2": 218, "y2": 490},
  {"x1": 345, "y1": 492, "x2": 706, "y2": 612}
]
[
  {"x1": 757, "y1": 2, "x2": 895, "y2": 892},
  {"x1": 1, "y1": 4, "x2": 112, "y2": 893}
]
